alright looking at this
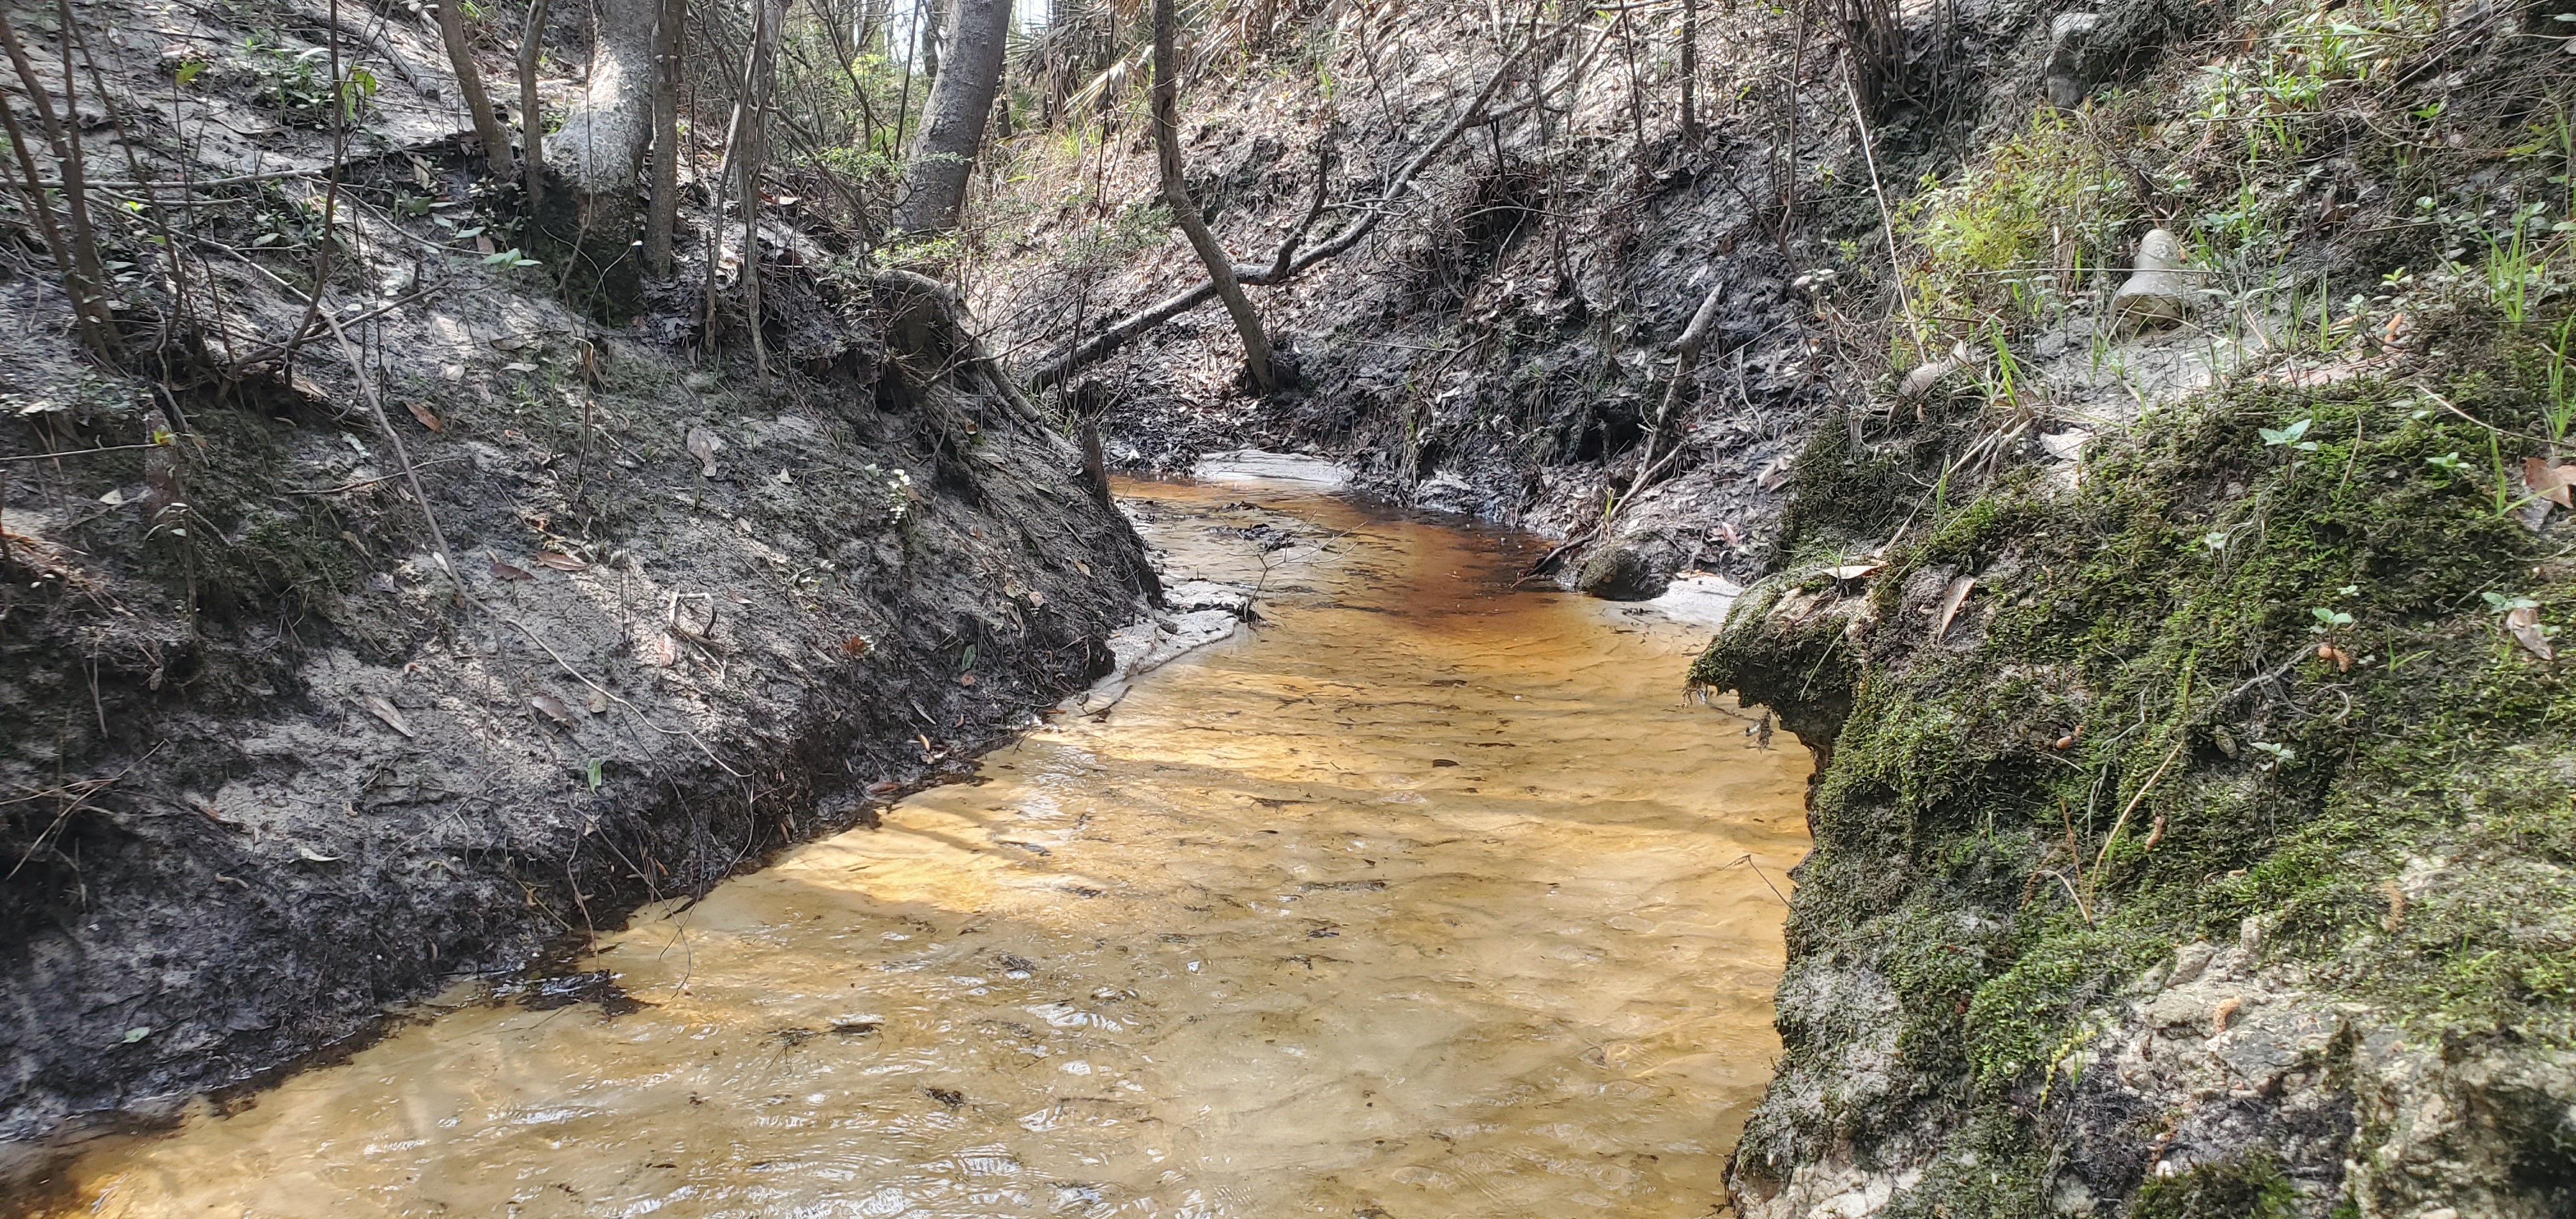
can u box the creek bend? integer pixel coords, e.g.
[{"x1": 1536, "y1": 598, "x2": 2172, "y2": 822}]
[{"x1": 43, "y1": 479, "x2": 1810, "y2": 1218}]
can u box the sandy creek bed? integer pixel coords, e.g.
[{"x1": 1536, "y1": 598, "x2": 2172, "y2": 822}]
[{"x1": 34, "y1": 476, "x2": 1809, "y2": 1217}]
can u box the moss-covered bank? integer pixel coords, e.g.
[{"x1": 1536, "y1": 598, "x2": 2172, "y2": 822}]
[{"x1": 1695, "y1": 0, "x2": 2576, "y2": 1213}]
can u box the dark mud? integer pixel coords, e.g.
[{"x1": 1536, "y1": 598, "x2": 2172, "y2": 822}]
[{"x1": 0, "y1": 45, "x2": 1158, "y2": 1184}]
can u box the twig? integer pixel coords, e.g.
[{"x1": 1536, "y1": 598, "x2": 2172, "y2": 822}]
[
  {"x1": 2089, "y1": 732, "x2": 2188, "y2": 881},
  {"x1": 284, "y1": 456, "x2": 468, "y2": 494},
  {"x1": 317, "y1": 298, "x2": 473, "y2": 606},
  {"x1": 1842, "y1": 63, "x2": 1920, "y2": 353},
  {"x1": 0, "y1": 440, "x2": 172, "y2": 464},
  {"x1": 1725, "y1": 852, "x2": 1793, "y2": 907}
]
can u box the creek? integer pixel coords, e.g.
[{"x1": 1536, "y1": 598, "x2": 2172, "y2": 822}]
[{"x1": 40, "y1": 477, "x2": 1809, "y2": 1218}]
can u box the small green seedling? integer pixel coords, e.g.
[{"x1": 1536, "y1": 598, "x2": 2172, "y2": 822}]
[
  {"x1": 2310, "y1": 606, "x2": 2355, "y2": 633},
  {"x1": 2250, "y1": 740, "x2": 2295, "y2": 769},
  {"x1": 2483, "y1": 592, "x2": 2540, "y2": 614},
  {"x1": 2260, "y1": 418, "x2": 2318, "y2": 452}
]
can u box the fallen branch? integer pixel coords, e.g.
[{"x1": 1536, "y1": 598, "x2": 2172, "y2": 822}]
[
  {"x1": 1023, "y1": 50, "x2": 1524, "y2": 388},
  {"x1": 1519, "y1": 282, "x2": 1726, "y2": 582},
  {"x1": 318, "y1": 299, "x2": 475, "y2": 606}
]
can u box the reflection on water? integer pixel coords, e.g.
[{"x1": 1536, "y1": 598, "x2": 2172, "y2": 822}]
[{"x1": 43, "y1": 482, "x2": 1810, "y2": 1218}]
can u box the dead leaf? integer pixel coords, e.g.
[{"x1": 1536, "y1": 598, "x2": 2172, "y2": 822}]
[
  {"x1": 489, "y1": 557, "x2": 534, "y2": 581},
  {"x1": 474, "y1": 233, "x2": 495, "y2": 254},
  {"x1": 489, "y1": 335, "x2": 528, "y2": 351},
  {"x1": 866, "y1": 780, "x2": 902, "y2": 798},
  {"x1": 1931, "y1": 575, "x2": 1976, "y2": 640},
  {"x1": 529, "y1": 694, "x2": 575, "y2": 726},
  {"x1": 535, "y1": 551, "x2": 589, "y2": 572},
  {"x1": 295, "y1": 843, "x2": 342, "y2": 863},
  {"x1": 585, "y1": 688, "x2": 609, "y2": 714},
  {"x1": 2508, "y1": 604, "x2": 2556, "y2": 660},
  {"x1": 2316, "y1": 641, "x2": 2352, "y2": 672},
  {"x1": 1824, "y1": 562, "x2": 1885, "y2": 582},
  {"x1": 1897, "y1": 356, "x2": 1963, "y2": 403},
  {"x1": 2525, "y1": 457, "x2": 2576, "y2": 508},
  {"x1": 2037, "y1": 429, "x2": 2092, "y2": 461},
  {"x1": 841, "y1": 634, "x2": 874, "y2": 657},
  {"x1": 1757, "y1": 453, "x2": 1796, "y2": 491},
  {"x1": 500, "y1": 361, "x2": 537, "y2": 374},
  {"x1": 958, "y1": 673, "x2": 977, "y2": 687},
  {"x1": 405, "y1": 400, "x2": 441, "y2": 432},
  {"x1": 686, "y1": 427, "x2": 723, "y2": 477},
  {"x1": 360, "y1": 695, "x2": 416, "y2": 738}
]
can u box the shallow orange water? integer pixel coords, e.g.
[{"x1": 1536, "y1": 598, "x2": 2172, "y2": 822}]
[{"x1": 42, "y1": 481, "x2": 1809, "y2": 1218}]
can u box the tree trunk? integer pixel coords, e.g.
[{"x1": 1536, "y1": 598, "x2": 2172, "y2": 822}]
[
  {"x1": 643, "y1": 0, "x2": 682, "y2": 275},
  {"x1": 887, "y1": 0, "x2": 1008, "y2": 235},
  {"x1": 518, "y1": 0, "x2": 548, "y2": 210},
  {"x1": 428, "y1": 0, "x2": 510, "y2": 163},
  {"x1": 918, "y1": 2, "x2": 940, "y2": 83},
  {"x1": 536, "y1": 0, "x2": 658, "y2": 314},
  {"x1": 1680, "y1": 0, "x2": 1699, "y2": 146},
  {"x1": 0, "y1": 11, "x2": 113, "y2": 360},
  {"x1": 738, "y1": 0, "x2": 786, "y2": 379},
  {"x1": 1150, "y1": 0, "x2": 1276, "y2": 393}
]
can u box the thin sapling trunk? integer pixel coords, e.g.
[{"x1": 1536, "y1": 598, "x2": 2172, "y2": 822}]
[
  {"x1": 1150, "y1": 0, "x2": 1276, "y2": 392},
  {"x1": 431, "y1": 0, "x2": 512, "y2": 163}
]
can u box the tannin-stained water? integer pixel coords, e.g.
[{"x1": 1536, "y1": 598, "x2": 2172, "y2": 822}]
[{"x1": 40, "y1": 480, "x2": 1809, "y2": 1218}]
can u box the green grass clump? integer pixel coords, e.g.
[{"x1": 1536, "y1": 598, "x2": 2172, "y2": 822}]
[{"x1": 1899, "y1": 109, "x2": 2135, "y2": 353}]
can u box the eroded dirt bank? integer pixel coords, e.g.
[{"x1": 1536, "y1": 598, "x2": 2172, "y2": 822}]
[
  {"x1": 0, "y1": 0, "x2": 1159, "y2": 1163},
  {"x1": 0, "y1": 285, "x2": 1156, "y2": 1169}
]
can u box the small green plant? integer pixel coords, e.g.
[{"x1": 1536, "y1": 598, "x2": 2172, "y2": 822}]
[
  {"x1": 856, "y1": 463, "x2": 915, "y2": 521},
  {"x1": 245, "y1": 33, "x2": 377, "y2": 125},
  {"x1": 2483, "y1": 203, "x2": 2551, "y2": 325},
  {"x1": 2545, "y1": 314, "x2": 2576, "y2": 443},
  {"x1": 2483, "y1": 592, "x2": 2539, "y2": 615},
  {"x1": 2258, "y1": 418, "x2": 2317, "y2": 476},
  {"x1": 2487, "y1": 431, "x2": 2545, "y2": 518}
]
